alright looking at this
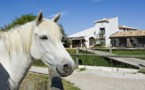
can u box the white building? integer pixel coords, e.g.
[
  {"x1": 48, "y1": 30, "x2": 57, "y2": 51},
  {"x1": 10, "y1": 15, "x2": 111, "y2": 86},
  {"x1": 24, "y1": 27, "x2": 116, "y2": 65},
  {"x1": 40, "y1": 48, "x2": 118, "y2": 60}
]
[{"x1": 67, "y1": 17, "x2": 119, "y2": 48}]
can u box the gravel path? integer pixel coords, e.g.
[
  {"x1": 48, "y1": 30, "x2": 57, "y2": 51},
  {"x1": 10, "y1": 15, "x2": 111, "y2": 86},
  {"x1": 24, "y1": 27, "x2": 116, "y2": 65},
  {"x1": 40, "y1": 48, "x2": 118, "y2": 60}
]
[
  {"x1": 29, "y1": 66, "x2": 145, "y2": 90},
  {"x1": 63, "y1": 66, "x2": 145, "y2": 90}
]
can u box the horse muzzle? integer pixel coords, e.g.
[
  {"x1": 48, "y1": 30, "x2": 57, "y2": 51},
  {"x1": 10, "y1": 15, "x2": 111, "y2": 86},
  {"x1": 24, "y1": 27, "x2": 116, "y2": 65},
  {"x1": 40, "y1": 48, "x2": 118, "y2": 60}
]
[{"x1": 56, "y1": 63, "x2": 75, "y2": 77}]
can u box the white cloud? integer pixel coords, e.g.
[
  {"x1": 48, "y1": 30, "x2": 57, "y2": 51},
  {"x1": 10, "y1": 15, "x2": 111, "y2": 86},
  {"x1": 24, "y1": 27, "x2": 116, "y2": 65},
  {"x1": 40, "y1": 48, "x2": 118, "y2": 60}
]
[{"x1": 49, "y1": 9, "x2": 70, "y2": 18}]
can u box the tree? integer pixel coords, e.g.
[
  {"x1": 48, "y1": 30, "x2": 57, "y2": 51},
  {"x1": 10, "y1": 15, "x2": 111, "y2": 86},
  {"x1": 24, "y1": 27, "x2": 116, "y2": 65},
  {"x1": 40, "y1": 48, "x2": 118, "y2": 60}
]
[
  {"x1": 58, "y1": 24, "x2": 70, "y2": 47},
  {"x1": 59, "y1": 24, "x2": 67, "y2": 38},
  {"x1": 0, "y1": 14, "x2": 36, "y2": 31}
]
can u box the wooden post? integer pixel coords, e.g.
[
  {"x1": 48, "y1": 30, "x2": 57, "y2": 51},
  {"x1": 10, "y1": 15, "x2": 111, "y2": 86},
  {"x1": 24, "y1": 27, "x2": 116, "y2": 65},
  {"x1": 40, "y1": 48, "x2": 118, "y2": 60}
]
[
  {"x1": 70, "y1": 39, "x2": 72, "y2": 48},
  {"x1": 75, "y1": 47, "x2": 79, "y2": 69},
  {"x1": 80, "y1": 39, "x2": 82, "y2": 48},
  {"x1": 109, "y1": 45, "x2": 112, "y2": 55},
  {"x1": 48, "y1": 68, "x2": 52, "y2": 90}
]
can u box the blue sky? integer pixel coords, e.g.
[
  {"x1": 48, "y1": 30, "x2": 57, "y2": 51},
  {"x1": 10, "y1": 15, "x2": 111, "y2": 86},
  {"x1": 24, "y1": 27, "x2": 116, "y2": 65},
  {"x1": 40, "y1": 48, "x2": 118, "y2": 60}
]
[{"x1": 0, "y1": 0, "x2": 145, "y2": 35}]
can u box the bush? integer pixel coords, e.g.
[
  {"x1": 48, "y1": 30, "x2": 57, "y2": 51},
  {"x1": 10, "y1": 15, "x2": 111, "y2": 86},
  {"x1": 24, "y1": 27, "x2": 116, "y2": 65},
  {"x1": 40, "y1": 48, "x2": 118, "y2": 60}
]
[{"x1": 66, "y1": 48, "x2": 76, "y2": 53}]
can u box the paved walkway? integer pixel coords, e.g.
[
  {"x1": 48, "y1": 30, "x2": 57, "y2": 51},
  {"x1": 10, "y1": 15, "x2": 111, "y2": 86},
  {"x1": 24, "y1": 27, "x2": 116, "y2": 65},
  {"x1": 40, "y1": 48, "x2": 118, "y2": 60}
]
[
  {"x1": 80, "y1": 48, "x2": 145, "y2": 68},
  {"x1": 29, "y1": 66, "x2": 145, "y2": 90}
]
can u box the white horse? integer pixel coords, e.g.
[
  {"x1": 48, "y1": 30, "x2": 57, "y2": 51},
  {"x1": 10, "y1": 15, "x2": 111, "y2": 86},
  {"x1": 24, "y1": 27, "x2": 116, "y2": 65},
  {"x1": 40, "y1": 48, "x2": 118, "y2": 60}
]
[{"x1": 0, "y1": 12, "x2": 75, "y2": 90}]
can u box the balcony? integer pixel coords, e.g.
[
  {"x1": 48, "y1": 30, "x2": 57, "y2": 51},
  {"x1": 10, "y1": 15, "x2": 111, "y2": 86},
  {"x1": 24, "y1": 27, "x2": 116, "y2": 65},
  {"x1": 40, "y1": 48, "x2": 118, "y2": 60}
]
[{"x1": 99, "y1": 34, "x2": 105, "y2": 39}]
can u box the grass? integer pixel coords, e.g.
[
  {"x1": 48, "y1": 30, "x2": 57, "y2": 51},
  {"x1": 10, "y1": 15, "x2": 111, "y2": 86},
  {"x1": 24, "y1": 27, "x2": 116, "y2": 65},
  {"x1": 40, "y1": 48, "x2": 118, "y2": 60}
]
[
  {"x1": 20, "y1": 73, "x2": 80, "y2": 90},
  {"x1": 66, "y1": 48, "x2": 145, "y2": 55},
  {"x1": 63, "y1": 79, "x2": 80, "y2": 90},
  {"x1": 113, "y1": 50, "x2": 145, "y2": 55},
  {"x1": 66, "y1": 48, "x2": 92, "y2": 54},
  {"x1": 98, "y1": 49, "x2": 145, "y2": 55},
  {"x1": 66, "y1": 48, "x2": 76, "y2": 53},
  {"x1": 79, "y1": 67, "x2": 86, "y2": 71}
]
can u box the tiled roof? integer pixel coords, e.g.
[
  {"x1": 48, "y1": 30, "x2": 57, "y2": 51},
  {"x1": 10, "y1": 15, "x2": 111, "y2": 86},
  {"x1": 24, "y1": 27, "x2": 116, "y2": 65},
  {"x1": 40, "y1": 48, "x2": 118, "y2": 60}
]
[
  {"x1": 110, "y1": 30, "x2": 145, "y2": 38},
  {"x1": 119, "y1": 25, "x2": 138, "y2": 30}
]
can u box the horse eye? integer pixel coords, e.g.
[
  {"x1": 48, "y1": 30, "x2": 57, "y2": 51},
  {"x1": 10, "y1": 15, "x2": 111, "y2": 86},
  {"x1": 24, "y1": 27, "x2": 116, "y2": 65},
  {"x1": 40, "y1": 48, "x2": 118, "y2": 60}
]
[{"x1": 40, "y1": 35, "x2": 48, "y2": 40}]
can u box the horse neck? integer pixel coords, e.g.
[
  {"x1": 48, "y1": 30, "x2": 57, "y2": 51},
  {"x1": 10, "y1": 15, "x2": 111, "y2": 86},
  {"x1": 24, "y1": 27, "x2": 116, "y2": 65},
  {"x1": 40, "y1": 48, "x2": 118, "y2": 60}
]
[{"x1": 1, "y1": 22, "x2": 34, "y2": 89}]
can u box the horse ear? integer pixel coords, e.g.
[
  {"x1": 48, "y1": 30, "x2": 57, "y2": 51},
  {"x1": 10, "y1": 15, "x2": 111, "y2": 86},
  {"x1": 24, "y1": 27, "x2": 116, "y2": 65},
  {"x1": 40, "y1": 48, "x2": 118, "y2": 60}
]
[
  {"x1": 36, "y1": 11, "x2": 43, "y2": 26},
  {"x1": 52, "y1": 14, "x2": 60, "y2": 22}
]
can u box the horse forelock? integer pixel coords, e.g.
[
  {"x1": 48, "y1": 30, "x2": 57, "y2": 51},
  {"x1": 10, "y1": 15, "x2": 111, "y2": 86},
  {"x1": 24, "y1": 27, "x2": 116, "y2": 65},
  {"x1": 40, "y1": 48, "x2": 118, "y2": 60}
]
[{"x1": 38, "y1": 19, "x2": 62, "y2": 43}]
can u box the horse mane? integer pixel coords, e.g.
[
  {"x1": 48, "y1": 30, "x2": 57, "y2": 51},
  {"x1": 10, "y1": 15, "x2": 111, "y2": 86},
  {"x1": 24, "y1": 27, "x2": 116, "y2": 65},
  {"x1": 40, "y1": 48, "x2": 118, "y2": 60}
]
[
  {"x1": 0, "y1": 22, "x2": 34, "y2": 55},
  {"x1": 0, "y1": 19, "x2": 62, "y2": 57}
]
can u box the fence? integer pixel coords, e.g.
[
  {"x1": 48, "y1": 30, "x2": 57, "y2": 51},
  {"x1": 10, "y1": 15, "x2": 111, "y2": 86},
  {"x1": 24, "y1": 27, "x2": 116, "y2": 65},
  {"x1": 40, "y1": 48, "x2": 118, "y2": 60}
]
[{"x1": 72, "y1": 48, "x2": 145, "y2": 69}]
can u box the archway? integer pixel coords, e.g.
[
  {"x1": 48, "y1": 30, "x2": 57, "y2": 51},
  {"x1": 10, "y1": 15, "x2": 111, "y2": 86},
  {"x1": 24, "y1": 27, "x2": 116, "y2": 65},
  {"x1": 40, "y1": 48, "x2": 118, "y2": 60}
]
[{"x1": 89, "y1": 37, "x2": 96, "y2": 47}]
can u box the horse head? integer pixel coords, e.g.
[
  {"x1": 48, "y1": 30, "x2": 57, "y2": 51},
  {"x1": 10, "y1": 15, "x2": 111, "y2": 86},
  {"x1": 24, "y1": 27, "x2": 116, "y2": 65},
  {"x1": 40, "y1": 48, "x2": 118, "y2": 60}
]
[{"x1": 30, "y1": 12, "x2": 75, "y2": 77}]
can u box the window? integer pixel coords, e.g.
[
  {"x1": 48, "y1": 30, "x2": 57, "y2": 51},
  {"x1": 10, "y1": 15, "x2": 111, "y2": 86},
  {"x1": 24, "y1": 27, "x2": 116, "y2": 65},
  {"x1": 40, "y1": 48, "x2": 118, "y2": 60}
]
[{"x1": 100, "y1": 28, "x2": 105, "y2": 34}]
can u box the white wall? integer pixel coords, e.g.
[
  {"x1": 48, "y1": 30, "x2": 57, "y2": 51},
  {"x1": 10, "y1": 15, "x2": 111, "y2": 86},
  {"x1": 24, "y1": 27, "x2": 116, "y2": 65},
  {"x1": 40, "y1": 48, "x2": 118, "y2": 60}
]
[
  {"x1": 106, "y1": 17, "x2": 119, "y2": 47},
  {"x1": 84, "y1": 37, "x2": 89, "y2": 48},
  {"x1": 95, "y1": 17, "x2": 119, "y2": 47}
]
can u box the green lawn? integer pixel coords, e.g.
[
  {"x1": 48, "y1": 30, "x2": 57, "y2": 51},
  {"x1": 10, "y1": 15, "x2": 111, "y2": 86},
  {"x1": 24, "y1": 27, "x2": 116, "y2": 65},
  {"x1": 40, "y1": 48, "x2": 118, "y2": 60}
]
[
  {"x1": 98, "y1": 49, "x2": 145, "y2": 55},
  {"x1": 66, "y1": 48, "x2": 76, "y2": 53},
  {"x1": 63, "y1": 79, "x2": 80, "y2": 90},
  {"x1": 112, "y1": 50, "x2": 145, "y2": 55}
]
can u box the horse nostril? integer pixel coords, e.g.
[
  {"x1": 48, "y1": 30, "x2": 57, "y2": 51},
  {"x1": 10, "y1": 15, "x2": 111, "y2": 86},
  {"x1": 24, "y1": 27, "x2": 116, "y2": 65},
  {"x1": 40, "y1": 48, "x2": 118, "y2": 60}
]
[
  {"x1": 63, "y1": 64, "x2": 70, "y2": 72},
  {"x1": 63, "y1": 64, "x2": 69, "y2": 69}
]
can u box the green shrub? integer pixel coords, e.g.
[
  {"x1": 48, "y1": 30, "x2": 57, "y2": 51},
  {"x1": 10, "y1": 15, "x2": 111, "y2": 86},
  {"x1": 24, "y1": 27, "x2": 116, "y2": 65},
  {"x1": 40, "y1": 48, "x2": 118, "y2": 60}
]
[{"x1": 66, "y1": 48, "x2": 76, "y2": 53}]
